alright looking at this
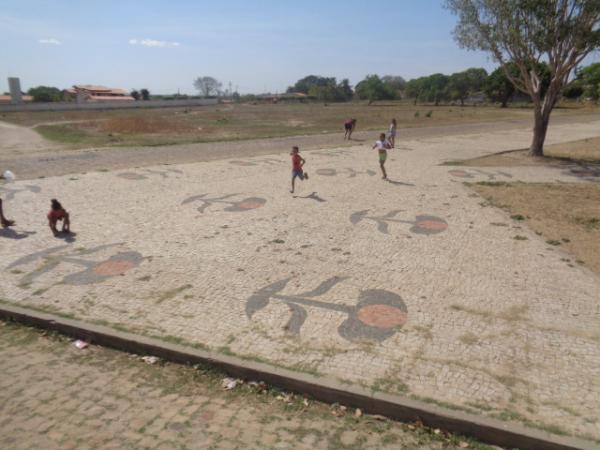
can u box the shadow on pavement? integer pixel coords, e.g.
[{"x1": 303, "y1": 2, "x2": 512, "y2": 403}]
[
  {"x1": 0, "y1": 228, "x2": 36, "y2": 240},
  {"x1": 294, "y1": 192, "x2": 326, "y2": 202}
]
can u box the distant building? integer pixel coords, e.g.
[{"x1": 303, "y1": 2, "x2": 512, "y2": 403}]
[
  {"x1": 0, "y1": 95, "x2": 33, "y2": 104},
  {"x1": 65, "y1": 85, "x2": 135, "y2": 102}
]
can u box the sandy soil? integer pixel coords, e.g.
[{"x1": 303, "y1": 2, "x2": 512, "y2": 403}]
[
  {"x1": 472, "y1": 182, "x2": 600, "y2": 276},
  {"x1": 0, "y1": 120, "x2": 56, "y2": 156},
  {"x1": 449, "y1": 136, "x2": 600, "y2": 167}
]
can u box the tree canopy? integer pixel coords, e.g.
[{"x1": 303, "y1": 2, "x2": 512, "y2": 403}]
[
  {"x1": 27, "y1": 86, "x2": 62, "y2": 102},
  {"x1": 354, "y1": 75, "x2": 396, "y2": 103},
  {"x1": 193, "y1": 76, "x2": 222, "y2": 97},
  {"x1": 446, "y1": 0, "x2": 600, "y2": 155}
]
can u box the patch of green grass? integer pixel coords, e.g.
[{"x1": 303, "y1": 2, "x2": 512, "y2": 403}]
[
  {"x1": 546, "y1": 239, "x2": 562, "y2": 246},
  {"x1": 155, "y1": 284, "x2": 193, "y2": 304},
  {"x1": 493, "y1": 410, "x2": 569, "y2": 437},
  {"x1": 510, "y1": 214, "x2": 526, "y2": 221},
  {"x1": 513, "y1": 235, "x2": 528, "y2": 240},
  {"x1": 371, "y1": 377, "x2": 409, "y2": 395},
  {"x1": 458, "y1": 332, "x2": 479, "y2": 345},
  {"x1": 36, "y1": 125, "x2": 96, "y2": 145},
  {"x1": 473, "y1": 181, "x2": 511, "y2": 187},
  {"x1": 574, "y1": 216, "x2": 600, "y2": 230},
  {"x1": 32, "y1": 288, "x2": 49, "y2": 296}
]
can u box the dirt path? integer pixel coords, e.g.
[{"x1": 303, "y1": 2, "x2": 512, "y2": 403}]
[
  {"x1": 0, "y1": 321, "x2": 478, "y2": 450},
  {"x1": 2, "y1": 112, "x2": 600, "y2": 180},
  {"x1": 0, "y1": 120, "x2": 57, "y2": 157}
]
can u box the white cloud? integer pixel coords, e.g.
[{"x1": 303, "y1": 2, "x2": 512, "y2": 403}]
[
  {"x1": 38, "y1": 38, "x2": 61, "y2": 45},
  {"x1": 129, "y1": 38, "x2": 180, "y2": 48}
]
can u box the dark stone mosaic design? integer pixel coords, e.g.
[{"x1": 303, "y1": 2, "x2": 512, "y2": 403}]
[
  {"x1": 562, "y1": 166, "x2": 600, "y2": 179},
  {"x1": 316, "y1": 168, "x2": 376, "y2": 178},
  {"x1": 246, "y1": 277, "x2": 407, "y2": 342},
  {"x1": 229, "y1": 158, "x2": 282, "y2": 167},
  {"x1": 448, "y1": 169, "x2": 512, "y2": 180},
  {"x1": 6, "y1": 243, "x2": 142, "y2": 286},
  {"x1": 0, "y1": 184, "x2": 41, "y2": 201},
  {"x1": 350, "y1": 210, "x2": 447, "y2": 235},
  {"x1": 117, "y1": 168, "x2": 183, "y2": 180},
  {"x1": 182, "y1": 193, "x2": 266, "y2": 213}
]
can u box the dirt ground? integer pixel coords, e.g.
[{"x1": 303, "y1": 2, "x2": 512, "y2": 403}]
[
  {"x1": 0, "y1": 320, "x2": 492, "y2": 450},
  {"x1": 450, "y1": 136, "x2": 600, "y2": 167},
  {"x1": 471, "y1": 182, "x2": 600, "y2": 276},
  {"x1": 0, "y1": 119, "x2": 56, "y2": 156},
  {"x1": 2, "y1": 101, "x2": 595, "y2": 149}
]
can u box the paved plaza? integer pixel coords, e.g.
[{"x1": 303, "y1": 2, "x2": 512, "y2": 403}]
[{"x1": 1, "y1": 119, "x2": 600, "y2": 442}]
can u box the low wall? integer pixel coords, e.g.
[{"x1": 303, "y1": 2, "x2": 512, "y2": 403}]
[{"x1": 0, "y1": 98, "x2": 218, "y2": 113}]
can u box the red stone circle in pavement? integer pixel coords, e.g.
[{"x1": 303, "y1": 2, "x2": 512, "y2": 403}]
[
  {"x1": 93, "y1": 260, "x2": 137, "y2": 276},
  {"x1": 416, "y1": 219, "x2": 448, "y2": 232},
  {"x1": 357, "y1": 305, "x2": 408, "y2": 329},
  {"x1": 448, "y1": 169, "x2": 472, "y2": 178},
  {"x1": 237, "y1": 200, "x2": 264, "y2": 210}
]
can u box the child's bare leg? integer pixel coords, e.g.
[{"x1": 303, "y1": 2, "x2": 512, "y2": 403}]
[
  {"x1": 291, "y1": 176, "x2": 296, "y2": 193},
  {"x1": 380, "y1": 161, "x2": 387, "y2": 179},
  {"x1": 0, "y1": 199, "x2": 14, "y2": 227},
  {"x1": 62, "y1": 213, "x2": 70, "y2": 232},
  {"x1": 49, "y1": 219, "x2": 59, "y2": 235}
]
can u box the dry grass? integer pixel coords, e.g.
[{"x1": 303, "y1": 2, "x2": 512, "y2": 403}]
[
  {"x1": 471, "y1": 182, "x2": 600, "y2": 275},
  {"x1": 0, "y1": 101, "x2": 568, "y2": 148},
  {"x1": 451, "y1": 136, "x2": 600, "y2": 167}
]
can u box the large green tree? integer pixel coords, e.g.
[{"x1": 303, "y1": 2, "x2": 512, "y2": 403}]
[
  {"x1": 354, "y1": 75, "x2": 396, "y2": 104},
  {"x1": 446, "y1": 0, "x2": 600, "y2": 156},
  {"x1": 448, "y1": 68, "x2": 487, "y2": 104},
  {"x1": 576, "y1": 62, "x2": 600, "y2": 99},
  {"x1": 27, "y1": 86, "x2": 62, "y2": 102}
]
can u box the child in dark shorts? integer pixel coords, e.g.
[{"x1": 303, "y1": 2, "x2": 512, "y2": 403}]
[
  {"x1": 344, "y1": 118, "x2": 356, "y2": 140},
  {"x1": 290, "y1": 146, "x2": 309, "y2": 193}
]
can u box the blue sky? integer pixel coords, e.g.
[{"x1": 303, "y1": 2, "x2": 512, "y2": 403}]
[{"x1": 1, "y1": 0, "x2": 598, "y2": 95}]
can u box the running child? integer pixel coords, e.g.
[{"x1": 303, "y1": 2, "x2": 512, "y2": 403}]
[
  {"x1": 388, "y1": 118, "x2": 397, "y2": 148},
  {"x1": 344, "y1": 118, "x2": 356, "y2": 140},
  {"x1": 372, "y1": 133, "x2": 392, "y2": 180},
  {"x1": 290, "y1": 146, "x2": 309, "y2": 193},
  {"x1": 48, "y1": 198, "x2": 71, "y2": 235},
  {"x1": 0, "y1": 198, "x2": 14, "y2": 228}
]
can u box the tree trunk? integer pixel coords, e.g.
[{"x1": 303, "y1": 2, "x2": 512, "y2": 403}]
[
  {"x1": 529, "y1": 86, "x2": 559, "y2": 157},
  {"x1": 530, "y1": 108, "x2": 549, "y2": 157}
]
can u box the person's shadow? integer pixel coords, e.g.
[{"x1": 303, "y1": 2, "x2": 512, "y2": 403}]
[
  {"x1": 386, "y1": 179, "x2": 415, "y2": 187},
  {"x1": 54, "y1": 231, "x2": 77, "y2": 243},
  {"x1": 0, "y1": 228, "x2": 36, "y2": 240},
  {"x1": 294, "y1": 192, "x2": 326, "y2": 202}
]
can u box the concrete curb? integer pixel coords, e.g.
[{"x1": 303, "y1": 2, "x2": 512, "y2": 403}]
[{"x1": 0, "y1": 303, "x2": 596, "y2": 450}]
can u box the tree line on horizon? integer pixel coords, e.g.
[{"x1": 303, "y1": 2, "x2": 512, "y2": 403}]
[{"x1": 284, "y1": 61, "x2": 600, "y2": 106}]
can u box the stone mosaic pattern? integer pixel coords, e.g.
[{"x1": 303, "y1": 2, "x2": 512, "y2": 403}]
[
  {"x1": 2, "y1": 119, "x2": 600, "y2": 440},
  {"x1": 246, "y1": 276, "x2": 407, "y2": 341}
]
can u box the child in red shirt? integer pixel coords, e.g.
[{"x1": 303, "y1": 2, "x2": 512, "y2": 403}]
[
  {"x1": 290, "y1": 146, "x2": 309, "y2": 193},
  {"x1": 48, "y1": 198, "x2": 71, "y2": 235}
]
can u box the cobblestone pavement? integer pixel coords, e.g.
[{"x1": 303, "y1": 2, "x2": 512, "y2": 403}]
[
  {"x1": 1, "y1": 119, "x2": 600, "y2": 442},
  {"x1": 0, "y1": 321, "x2": 490, "y2": 450}
]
